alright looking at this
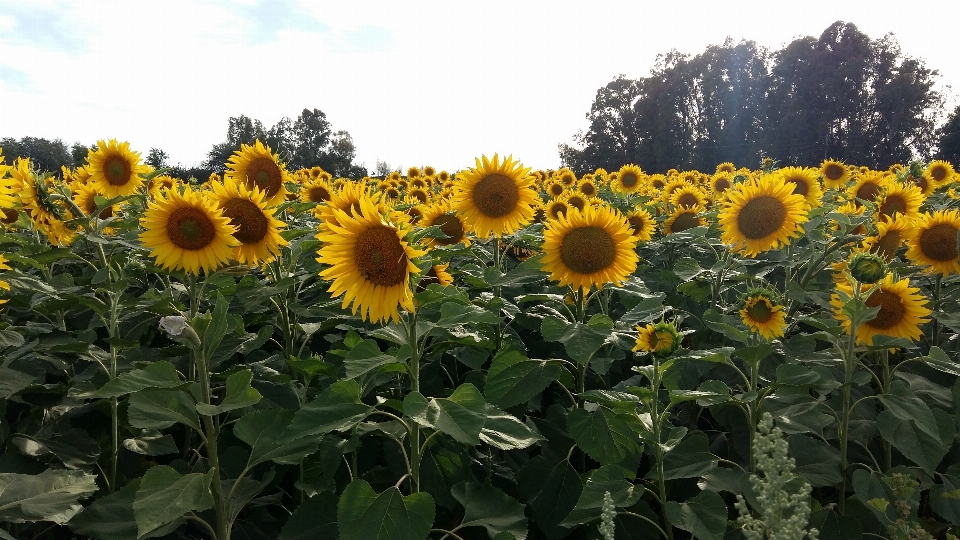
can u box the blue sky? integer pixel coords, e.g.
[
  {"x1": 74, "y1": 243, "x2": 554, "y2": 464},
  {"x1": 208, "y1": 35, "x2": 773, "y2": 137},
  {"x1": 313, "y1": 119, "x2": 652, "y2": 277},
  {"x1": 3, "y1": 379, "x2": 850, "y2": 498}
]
[{"x1": 1, "y1": 0, "x2": 958, "y2": 173}]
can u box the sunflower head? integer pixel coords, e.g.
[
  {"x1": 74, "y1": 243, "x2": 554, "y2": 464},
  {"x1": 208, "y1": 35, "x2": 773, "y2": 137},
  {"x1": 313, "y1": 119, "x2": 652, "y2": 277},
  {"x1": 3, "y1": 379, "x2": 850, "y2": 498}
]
[
  {"x1": 626, "y1": 207, "x2": 656, "y2": 242},
  {"x1": 209, "y1": 177, "x2": 288, "y2": 266},
  {"x1": 85, "y1": 139, "x2": 150, "y2": 198},
  {"x1": 739, "y1": 288, "x2": 787, "y2": 340},
  {"x1": 777, "y1": 167, "x2": 823, "y2": 208},
  {"x1": 452, "y1": 154, "x2": 536, "y2": 239},
  {"x1": 613, "y1": 164, "x2": 644, "y2": 194},
  {"x1": 718, "y1": 175, "x2": 808, "y2": 257},
  {"x1": 820, "y1": 159, "x2": 850, "y2": 190},
  {"x1": 831, "y1": 274, "x2": 931, "y2": 345},
  {"x1": 633, "y1": 320, "x2": 681, "y2": 357},
  {"x1": 924, "y1": 160, "x2": 955, "y2": 186},
  {"x1": 848, "y1": 251, "x2": 887, "y2": 284},
  {"x1": 225, "y1": 140, "x2": 289, "y2": 206},
  {"x1": 420, "y1": 200, "x2": 471, "y2": 248},
  {"x1": 905, "y1": 209, "x2": 960, "y2": 275}
]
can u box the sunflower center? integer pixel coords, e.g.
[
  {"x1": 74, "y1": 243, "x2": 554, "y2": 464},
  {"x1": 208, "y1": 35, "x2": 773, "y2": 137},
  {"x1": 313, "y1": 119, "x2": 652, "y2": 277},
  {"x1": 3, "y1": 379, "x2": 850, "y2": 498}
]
[
  {"x1": 580, "y1": 183, "x2": 596, "y2": 196},
  {"x1": 746, "y1": 298, "x2": 774, "y2": 323},
  {"x1": 221, "y1": 198, "x2": 269, "y2": 244},
  {"x1": 914, "y1": 176, "x2": 929, "y2": 193},
  {"x1": 103, "y1": 155, "x2": 132, "y2": 186},
  {"x1": 670, "y1": 212, "x2": 700, "y2": 233},
  {"x1": 245, "y1": 157, "x2": 283, "y2": 197},
  {"x1": 549, "y1": 184, "x2": 564, "y2": 197},
  {"x1": 410, "y1": 190, "x2": 428, "y2": 204},
  {"x1": 872, "y1": 230, "x2": 901, "y2": 260},
  {"x1": 167, "y1": 207, "x2": 217, "y2": 250},
  {"x1": 865, "y1": 288, "x2": 905, "y2": 329},
  {"x1": 308, "y1": 186, "x2": 331, "y2": 203},
  {"x1": 856, "y1": 182, "x2": 881, "y2": 203},
  {"x1": 787, "y1": 179, "x2": 809, "y2": 196},
  {"x1": 621, "y1": 173, "x2": 639, "y2": 188},
  {"x1": 431, "y1": 213, "x2": 464, "y2": 245},
  {"x1": 567, "y1": 196, "x2": 586, "y2": 211},
  {"x1": 714, "y1": 178, "x2": 730, "y2": 192},
  {"x1": 736, "y1": 195, "x2": 787, "y2": 239},
  {"x1": 354, "y1": 225, "x2": 408, "y2": 286},
  {"x1": 652, "y1": 179, "x2": 665, "y2": 189},
  {"x1": 559, "y1": 226, "x2": 616, "y2": 274},
  {"x1": 677, "y1": 193, "x2": 700, "y2": 207},
  {"x1": 931, "y1": 166, "x2": 949, "y2": 182},
  {"x1": 628, "y1": 215, "x2": 646, "y2": 235},
  {"x1": 549, "y1": 202, "x2": 568, "y2": 220},
  {"x1": 652, "y1": 331, "x2": 674, "y2": 352},
  {"x1": 1, "y1": 208, "x2": 19, "y2": 224},
  {"x1": 824, "y1": 164, "x2": 844, "y2": 181},
  {"x1": 919, "y1": 223, "x2": 959, "y2": 261},
  {"x1": 878, "y1": 195, "x2": 906, "y2": 218},
  {"x1": 471, "y1": 173, "x2": 519, "y2": 218}
]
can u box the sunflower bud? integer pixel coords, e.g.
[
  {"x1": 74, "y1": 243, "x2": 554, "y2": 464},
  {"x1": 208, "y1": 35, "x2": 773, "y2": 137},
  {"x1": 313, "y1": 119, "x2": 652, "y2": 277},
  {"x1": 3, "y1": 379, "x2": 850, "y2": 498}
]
[
  {"x1": 849, "y1": 251, "x2": 886, "y2": 284},
  {"x1": 633, "y1": 320, "x2": 682, "y2": 357}
]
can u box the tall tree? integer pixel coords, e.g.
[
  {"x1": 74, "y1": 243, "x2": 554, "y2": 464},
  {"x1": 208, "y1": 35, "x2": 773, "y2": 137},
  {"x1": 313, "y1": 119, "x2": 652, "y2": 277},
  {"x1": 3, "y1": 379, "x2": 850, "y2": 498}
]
[
  {"x1": 936, "y1": 104, "x2": 960, "y2": 165},
  {"x1": 559, "y1": 75, "x2": 642, "y2": 173},
  {"x1": 1, "y1": 136, "x2": 74, "y2": 172}
]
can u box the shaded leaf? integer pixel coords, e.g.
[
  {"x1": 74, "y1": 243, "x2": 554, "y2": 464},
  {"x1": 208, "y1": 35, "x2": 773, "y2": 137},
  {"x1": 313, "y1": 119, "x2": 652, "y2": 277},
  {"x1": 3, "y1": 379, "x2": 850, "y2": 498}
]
[
  {"x1": 484, "y1": 349, "x2": 561, "y2": 409},
  {"x1": 541, "y1": 317, "x2": 610, "y2": 365},
  {"x1": 663, "y1": 490, "x2": 727, "y2": 540},
  {"x1": 518, "y1": 458, "x2": 581, "y2": 539},
  {"x1": 405, "y1": 384, "x2": 486, "y2": 446},
  {"x1": 337, "y1": 479, "x2": 435, "y2": 540},
  {"x1": 128, "y1": 387, "x2": 202, "y2": 434},
  {"x1": 132, "y1": 466, "x2": 213, "y2": 538},
  {"x1": 196, "y1": 369, "x2": 262, "y2": 415},
  {"x1": 344, "y1": 339, "x2": 402, "y2": 379},
  {"x1": 0, "y1": 367, "x2": 34, "y2": 398},
  {"x1": 479, "y1": 404, "x2": 544, "y2": 450},
  {"x1": 452, "y1": 482, "x2": 527, "y2": 540},
  {"x1": 286, "y1": 380, "x2": 373, "y2": 438},
  {"x1": 0, "y1": 469, "x2": 98, "y2": 525},
  {"x1": 657, "y1": 432, "x2": 717, "y2": 481},
  {"x1": 788, "y1": 434, "x2": 841, "y2": 487},
  {"x1": 279, "y1": 491, "x2": 339, "y2": 540},
  {"x1": 123, "y1": 430, "x2": 178, "y2": 456},
  {"x1": 560, "y1": 464, "x2": 642, "y2": 527},
  {"x1": 235, "y1": 409, "x2": 320, "y2": 466},
  {"x1": 94, "y1": 361, "x2": 182, "y2": 398},
  {"x1": 567, "y1": 406, "x2": 645, "y2": 466}
]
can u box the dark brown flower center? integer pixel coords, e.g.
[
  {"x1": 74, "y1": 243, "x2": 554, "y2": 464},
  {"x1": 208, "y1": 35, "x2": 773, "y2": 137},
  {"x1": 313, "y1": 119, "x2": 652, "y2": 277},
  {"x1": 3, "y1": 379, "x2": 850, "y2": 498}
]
[
  {"x1": 221, "y1": 198, "x2": 269, "y2": 244},
  {"x1": 559, "y1": 226, "x2": 616, "y2": 274},
  {"x1": 167, "y1": 207, "x2": 217, "y2": 250},
  {"x1": 567, "y1": 195, "x2": 586, "y2": 211},
  {"x1": 621, "y1": 172, "x2": 639, "y2": 188},
  {"x1": 103, "y1": 155, "x2": 132, "y2": 186},
  {"x1": 669, "y1": 211, "x2": 700, "y2": 233},
  {"x1": 855, "y1": 182, "x2": 882, "y2": 204},
  {"x1": 785, "y1": 177, "x2": 809, "y2": 196},
  {"x1": 824, "y1": 163, "x2": 845, "y2": 181},
  {"x1": 931, "y1": 165, "x2": 949, "y2": 182},
  {"x1": 308, "y1": 186, "x2": 331, "y2": 203},
  {"x1": 713, "y1": 178, "x2": 730, "y2": 192},
  {"x1": 354, "y1": 225, "x2": 408, "y2": 286},
  {"x1": 244, "y1": 157, "x2": 283, "y2": 197},
  {"x1": 878, "y1": 194, "x2": 907, "y2": 218},
  {"x1": 919, "y1": 223, "x2": 959, "y2": 261},
  {"x1": 548, "y1": 202, "x2": 568, "y2": 220},
  {"x1": 746, "y1": 298, "x2": 774, "y2": 323},
  {"x1": 865, "y1": 288, "x2": 905, "y2": 329},
  {"x1": 472, "y1": 173, "x2": 519, "y2": 218},
  {"x1": 628, "y1": 215, "x2": 647, "y2": 235},
  {"x1": 410, "y1": 189, "x2": 428, "y2": 204},
  {"x1": 430, "y1": 213, "x2": 464, "y2": 245},
  {"x1": 580, "y1": 182, "x2": 596, "y2": 196},
  {"x1": 736, "y1": 195, "x2": 787, "y2": 239},
  {"x1": 871, "y1": 230, "x2": 901, "y2": 261},
  {"x1": 1, "y1": 208, "x2": 19, "y2": 224},
  {"x1": 676, "y1": 192, "x2": 700, "y2": 207},
  {"x1": 549, "y1": 183, "x2": 565, "y2": 197}
]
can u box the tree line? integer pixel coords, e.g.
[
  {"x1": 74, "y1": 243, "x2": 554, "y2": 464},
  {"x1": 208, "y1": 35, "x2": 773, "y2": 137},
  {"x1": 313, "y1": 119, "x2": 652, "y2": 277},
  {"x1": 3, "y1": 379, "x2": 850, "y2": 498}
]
[
  {"x1": 560, "y1": 21, "x2": 958, "y2": 173},
  {"x1": 0, "y1": 108, "x2": 366, "y2": 180}
]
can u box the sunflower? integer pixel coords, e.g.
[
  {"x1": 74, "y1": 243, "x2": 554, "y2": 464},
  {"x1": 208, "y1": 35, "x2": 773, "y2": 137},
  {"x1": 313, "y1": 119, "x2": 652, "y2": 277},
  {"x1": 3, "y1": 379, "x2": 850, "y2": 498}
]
[
  {"x1": 905, "y1": 209, "x2": 960, "y2": 275},
  {"x1": 625, "y1": 207, "x2": 656, "y2": 242},
  {"x1": 0, "y1": 150, "x2": 15, "y2": 210},
  {"x1": 417, "y1": 263, "x2": 454, "y2": 292},
  {"x1": 407, "y1": 187, "x2": 430, "y2": 205},
  {"x1": 316, "y1": 196, "x2": 426, "y2": 324},
  {"x1": 419, "y1": 200, "x2": 471, "y2": 248},
  {"x1": 716, "y1": 162, "x2": 736, "y2": 175},
  {"x1": 831, "y1": 274, "x2": 931, "y2": 345},
  {"x1": 740, "y1": 290, "x2": 787, "y2": 340},
  {"x1": 225, "y1": 140, "x2": 289, "y2": 206},
  {"x1": 73, "y1": 183, "x2": 118, "y2": 220},
  {"x1": 544, "y1": 179, "x2": 567, "y2": 199},
  {"x1": 718, "y1": 175, "x2": 807, "y2": 257},
  {"x1": 776, "y1": 167, "x2": 823, "y2": 208},
  {"x1": 924, "y1": 160, "x2": 955, "y2": 186},
  {"x1": 0, "y1": 253, "x2": 10, "y2": 305},
  {"x1": 633, "y1": 320, "x2": 681, "y2": 357},
  {"x1": 317, "y1": 180, "x2": 383, "y2": 228},
  {"x1": 453, "y1": 154, "x2": 536, "y2": 239},
  {"x1": 300, "y1": 177, "x2": 334, "y2": 205},
  {"x1": 864, "y1": 216, "x2": 914, "y2": 261},
  {"x1": 820, "y1": 159, "x2": 850, "y2": 190},
  {"x1": 709, "y1": 172, "x2": 734, "y2": 198},
  {"x1": 874, "y1": 181, "x2": 924, "y2": 223},
  {"x1": 148, "y1": 174, "x2": 180, "y2": 199},
  {"x1": 668, "y1": 185, "x2": 708, "y2": 209},
  {"x1": 407, "y1": 166, "x2": 422, "y2": 178},
  {"x1": 576, "y1": 178, "x2": 599, "y2": 198},
  {"x1": 85, "y1": 139, "x2": 149, "y2": 197},
  {"x1": 663, "y1": 204, "x2": 706, "y2": 235},
  {"x1": 208, "y1": 178, "x2": 288, "y2": 266},
  {"x1": 613, "y1": 164, "x2": 644, "y2": 194},
  {"x1": 546, "y1": 199, "x2": 570, "y2": 221},
  {"x1": 540, "y1": 204, "x2": 638, "y2": 293},
  {"x1": 847, "y1": 172, "x2": 891, "y2": 207},
  {"x1": 15, "y1": 159, "x2": 75, "y2": 246},
  {"x1": 555, "y1": 168, "x2": 577, "y2": 186},
  {"x1": 139, "y1": 185, "x2": 239, "y2": 275}
]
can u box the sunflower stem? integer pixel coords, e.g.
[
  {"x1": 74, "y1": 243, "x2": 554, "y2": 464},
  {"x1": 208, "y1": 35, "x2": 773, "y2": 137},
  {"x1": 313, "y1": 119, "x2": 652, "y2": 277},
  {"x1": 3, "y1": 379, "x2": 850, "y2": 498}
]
[
  {"x1": 839, "y1": 278, "x2": 863, "y2": 514},
  {"x1": 406, "y1": 310, "x2": 421, "y2": 493},
  {"x1": 195, "y1": 331, "x2": 228, "y2": 540},
  {"x1": 648, "y1": 354, "x2": 674, "y2": 540},
  {"x1": 932, "y1": 274, "x2": 942, "y2": 348},
  {"x1": 879, "y1": 349, "x2": 892, "y2": 471}
]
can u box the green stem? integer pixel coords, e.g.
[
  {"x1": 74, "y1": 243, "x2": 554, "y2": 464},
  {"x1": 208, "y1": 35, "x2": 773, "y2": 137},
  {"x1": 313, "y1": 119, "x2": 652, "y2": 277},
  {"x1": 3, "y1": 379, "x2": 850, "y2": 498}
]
[
  {"x1": 879, "y1": 350, "x2": 892, "y2": 471},
  {"x1": 197, "y1": 346, "x2": 228, "y2": 540},
  {"x1": 839, "y1": 280, "x2": 862, "y2": 514},
  {"x1": 649, "y1": 355, "x2": 674, "y2": 540},
  {"x1": 406, "y1": 311, "x2": 421, "y2": 493},
  {"x1": 932, "y1": 274, "x2": 942, "y2": 348}
]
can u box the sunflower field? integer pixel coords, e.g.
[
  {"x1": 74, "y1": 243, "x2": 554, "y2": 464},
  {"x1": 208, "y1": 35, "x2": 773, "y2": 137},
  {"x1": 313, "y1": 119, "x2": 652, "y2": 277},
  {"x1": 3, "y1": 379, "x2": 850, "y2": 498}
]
[{"x1": 2, "y1": 140, "x2": 960, "y2": 540}]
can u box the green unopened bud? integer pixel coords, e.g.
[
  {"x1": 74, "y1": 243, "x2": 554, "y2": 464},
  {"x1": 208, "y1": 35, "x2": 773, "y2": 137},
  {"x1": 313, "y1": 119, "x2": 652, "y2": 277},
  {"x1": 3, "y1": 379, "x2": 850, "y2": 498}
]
[
  {"x1": 849, "y1": 251, "x2": 886, "y2": 284},
  {"x1": 633, "y1": 320, "x2": 682, "y2": 357}
]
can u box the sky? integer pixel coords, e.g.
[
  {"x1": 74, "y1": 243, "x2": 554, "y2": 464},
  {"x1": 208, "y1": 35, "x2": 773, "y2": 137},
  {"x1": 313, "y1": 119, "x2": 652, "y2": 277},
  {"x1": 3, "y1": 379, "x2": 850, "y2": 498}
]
[{"x1": 1, "y1": 0, "x2": 958, "y2": 174}]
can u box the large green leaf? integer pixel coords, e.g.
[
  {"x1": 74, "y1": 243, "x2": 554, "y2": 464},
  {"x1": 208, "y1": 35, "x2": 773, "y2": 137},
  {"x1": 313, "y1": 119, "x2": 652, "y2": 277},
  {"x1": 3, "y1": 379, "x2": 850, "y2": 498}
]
[
  {"x1": 518, "y1": 458, "x2": 581, "y2": 539},
  {"x1": 122, "y1": 429, "x2": 179, "y2": 456},
  {"x1": 94, "y1": 361, "x2": 182, "y2": 398},
  {"x1": 479, "y1": 404, "x2": 544, "y2": 450},
  {"x1": 337, "y1": 480, "x2": 435, "y2": 540},
  {"x1": 921, "y1": 346, "x2": 960, "y2": 376},
  {"x1": 878, "y1": 381, "x2": 940, "y2": 440},
  {"x1": 286, "y1": 380, "x2": 374, "y2": 438},
  {"x1": 279, "y1": 491, "x2": 339, "y2": 540},
  {"x1": 877, "y1": 407, "x2": 953, "y2": 475},
  {"x1": 344, "y1": 339, "x2": 403, "y2": 379},
  {"x1": 13, "y1": 427, "x2": 101, "y2": 470},
  {"x1": 560, "y1": 464, "x2": 642, "y2": 527},
  {"x1": 930, "y1": 474, "x2": 960, "y2": 525},
  {"x1": 540, "y1": 317, "x2": 610, "y2": 365},
  {"x1": 69, "y1": 479, "x2": 142, "y2": 540},
  {"x1": 0, "y1": 469, "x2": 98, "y2": 524},
  {"x1": 788, "y1": 434, "x2": 841, "y2": 487},
  {"x1": 404, "y1": 384, "x2": 486, "y2": 445},
  {"x1": 484, "y1": 349, "x2": 562, "y2": 408},
  {"x1": 657, "y1": 432, "x2": 717, "y2": 481},
  {"x1": 567, "y1": 406, "x2": 645, "y2": 466},
  {"x1": 235, "y1": 409, "x2": 320, "y2": 466},
  {"x1": 132, "y1": 466, "x2": 214, "y2": 538},
  {"x1": 451, "y1": 482, "x2": 527, "y2": 540},
  {"x1": 0, "y1": 366, "x2": 35, "y2": 398},
  {"x1": 195, "y1": 369, "x2": 262, "y2": 415},
  {"x1": 663, "y1": 490, "x2": 727, "y2": 540},
  {"x1": 127, "y1": 387, "x2": 202, "y2": 434},
  {"x1": 436, "y1": 302, "x2": 502, "y2": 328}
]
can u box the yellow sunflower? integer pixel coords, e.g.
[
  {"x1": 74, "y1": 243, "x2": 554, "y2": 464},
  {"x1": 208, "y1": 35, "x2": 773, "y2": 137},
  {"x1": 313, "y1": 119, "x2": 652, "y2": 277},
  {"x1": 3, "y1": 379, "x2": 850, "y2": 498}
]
[
  {"x1": 85, "y1": 139, "x2": 150, "y2": 197},
  {"x1": 139, "y1": 185, "x2": 239, "y2": 275},
  {"x1": 613, "y1": 164, "x2": 644, "y2": 194},
  {"x1": 668, "y1": 185, "x2": 708, "y2": 210},
  {"x1": 874, "y1": 181, "x2": 924, "y2": 223},
  {"x1": 626, "y1": 207, "x2": 656, "y2": 242},
  {"x1": 864, "y1": 216, "x2": 914, "y2": 261},
  {"x1": 225, "y1": 140, "x2": 289, "y2": 206},
  {"x1": 544, "y1": 178, "x2": 567, "y2": 199},
  {"x1": 546, "y1": 199, "x2": 570, "y2": 221},
  {"x1": 419, "y1": 200, "x2": 471, "y2": 248},
  {"x1": 147, "y1": 174, "x2": 180, "y2": 199},
  {"x1": 15, "y1": 159, "x2": 75, "y2": 246},
  {"x1": 847, "y1": 172, "x2": 891, "y2": 207},
  {"x1": 905, "y1": 209, "x2": 960, "y2": 275},
  {"x1": 208, "y1": 178, "x2": 288, "y2": 266},
  {"x1": 633, "y1": 320, "x2": 681, "y2": 357},
  {"x1": 316, "y1": 195, "x2": 427, "y2": 324},
  {"x1": 300, "y1": 177, "x2": 334, "y2": 205},
  {"x1": 777, "y1": 166, "x2": 823, "y2": 208},
  {"x1": 417, "y1": 263, "x2": 454, "y2": 292},
  {"x1": 709, "y1": 172, "x2": 734, "y2": 198},
  {"x1": 718, "y1": 175, "x2": 807, "y2": 257},
  {"x1": 555, "y1": 168, "x2": 577, "y2": 187},
  {"x1": 73, "y1": 183, "x2": 119, "y2": 220},
  {"x1": 453, "y1": 154, "x2": 536, "y2": 239},
  {"x1": 820, "y1": 159, "x2": 851, "y2": 190},
  {"x1": 716, "y1": 162, "x2": 736, "y2": 175},
  {"x1": 576, "y1": 178, "x2": 599, "y2": 198},
  {"x1": 740, "y1": 291, "x2": 787, "y2": 340},
  {"x1": 663, "y1": 204, "x2": 706, "y2": 235},
  {"x1": 540, "y1": 204, "x2": 638, "y2": 293},
  {"x1": 0, "y1": 151, "x2": 15, "y2": 210},
  {"x1": 407, "y1": 166, "x2": 422, "y2": 178},
  {"x1": 317, "y1": 180, "x2": 383, "y2": 228},
  {"x1": 831, "y1": 274, "x2": 931, "y2": 345},
  {"x1": 924, "y1": 160, "x2": 955, "y2": 186}
]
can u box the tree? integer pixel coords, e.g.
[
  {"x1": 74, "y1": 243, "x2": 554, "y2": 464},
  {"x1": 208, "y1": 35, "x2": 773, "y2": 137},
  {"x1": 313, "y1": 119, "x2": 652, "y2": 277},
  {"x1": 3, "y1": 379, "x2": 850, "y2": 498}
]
[
  {"x1": 71, "y1": 143, "x2": 92, "y2": 167},
  {"x1": 146, "y1": 148, "x2": 169, "y2": 169},
  {"x1": 936, "y1": 105, "x2": 960, "y2": 165},
  {"x1": 0, "y1": 136, "x2": 74, "y2": 173},
  {"x1": 559, "y1": 75, "x2": 642, "y2": 173}
]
